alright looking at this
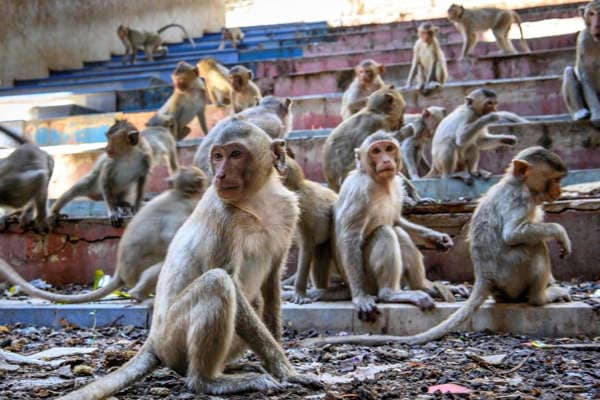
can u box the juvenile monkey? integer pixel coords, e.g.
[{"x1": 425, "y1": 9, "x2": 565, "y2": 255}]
[
  {"x1": 117, "y1": 24, "x2": 196, "y2": 64},
  {"x1": 305, "y1": 147, "x2": 571, "y2": 346},
  {"x1": 229, "y1": 65, "x2": 262, "y2": 113},
  {"x1": 218, "y1": 27, "x2": 244, "y2": 50},
  {"x1": 401, "y1": 106, "x2": 447, "y2": 180},
  {"x1": 447, "y1": 4, "x2": 530, "y2": 59},
  {"x1": 404, "y1": 23, "x2": 448, "y2": 94},
  {"x1": 341, "y1": 59, "x2": 386, "y2": 120},
  {"x1": 142, "y1": 117, "x2": 179, "y2": 174},
  {"x1": 55, "y1": 118, "x2": 320, "y2": 399},
  {"x1": 197, "y1": 58, "x2": 232, "y2": 107},
  {"x1": 49, "y1": 120, "x2": 152, "y2": 228},
  {"x1": 562, "y1": 1, "x2": 600, "y2": 126},
  {"x1": 0, "y1": 167, "x2": 208, "y2": 303},
  {"x1": 0, "y1": 126, "x2": 54, "y2": 232},
  {"x1": 425, "y1": 88, "x2": 525, "y2": 183},
  {"x1": 151, "y1": 61, "x2": 209, "y2": 139}
]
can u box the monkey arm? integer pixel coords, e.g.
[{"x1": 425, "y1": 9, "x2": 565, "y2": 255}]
[
  {"x1": 426, "y1": 52, "x2": 438, "y2": 84},
  {"x1": 401, "y1": 138, "x2": 421, "y2": 180},
  {"x1": 406, "y1": 50, "x2": 419, "y2": 87},
  {"x1": 347, "y1": 98, "x2": 368, "y2": 114},
  {"x1": 455, "y1": 113, "x2": 498, "y2": 147},
  {"x1": 502, "y1": 215, "x2": 566, "y2": 246},
  {"x1": 336, "y1": 222, "x2": 370, "y2": 299},
  {"x1": 476, "y1": 133, "x2": 516, "y2": 150},
  {"x1": 261, "y1": 258, "x2": 284, "y2": 342},
  {"x1": 99, "y1": 167, "x2": 119, "y2": 215},
  {"x1": 396, "y1": 217, "x2": 440, "y2": 240},
  {"x1": 577, "y1": 66, "x2": 600, "y2": 114}
]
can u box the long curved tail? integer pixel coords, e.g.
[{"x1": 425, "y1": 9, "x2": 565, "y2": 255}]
[
  {"x1": 0, "y1": 258, "x2": 122, "y2": 303},
  {"x1": 58, "y1": 345, "x2": 160, "y2": 400},
  {"x1": 157, "y1": 23, "x2": 196, "y2": 48},
  {"x1": 512, "y1": 12, "x2": 531, "y2": 52},
  {"x1": 302, "y1": 283, "x2": 489, "y2": 346}
]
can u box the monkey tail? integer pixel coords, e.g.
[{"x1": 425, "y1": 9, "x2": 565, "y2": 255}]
[
  {"x1": 58, "y1": 344, "x2": 160, "y2": 400},
  {"x1": 157, "y1": 23, "x2": 196, "y2": 48},
  {"x1": 301, "y1": 282, "x2": 489, "y2": 347},
  {"x1": 0, "y1": 124, "x2": 27, "y2": 145},
  {"x1": 0, "y1": 258, "x2": 123, "y2": 303},
  {"x1": 512, "y1": 12, "x2": 531, "y2": 52}
]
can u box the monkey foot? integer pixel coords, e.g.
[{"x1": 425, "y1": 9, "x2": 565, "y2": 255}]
[
  {"x1": 573, "y1": 109, "x2": 591, "y2": 121},
  {"x1": 188, "y1": 373, "x2": 285, "y2": 395},
  {"x1": 284, "y1": 374, "x2": 324, "y2": 390},
  {"x1": 290, "y1": 292, "x2": 313, "y2": 305}
]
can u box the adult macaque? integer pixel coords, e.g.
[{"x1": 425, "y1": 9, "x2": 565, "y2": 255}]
[
  {"x1": 305, "y1": 147, "x2": 571, "y2": 346},
  {"x1": 117, "y1": 24, "x2": 196, "y2": 64},
  {"x1": 404, "y1": 23, "x2": 448, "y2": 94},
  {"x1": 323, "y1": 85, "x2": 406, "y2": 191},
  {"x1": 0, "y1": 167, "x2": 208, "y2": 303},
  {"x1": 142, "y1": 117, "x2": 179, "y2": 174},
  {"x1": 55, "y1": 118, "x2": 320, "y2": 399},
  {"x1": 229, "y1": 65, "x2": 262, "y2": 113},
  {"x1": 562, "y1": 1, "x2": 600, "y2": 126},
  {"x1": 447, "y1": 4, "x2": 530, "y2": 59},
  {"x1": 150, "y1": 61, "x2": 209, "y2": 139},
  {"x1": 194, "y1": 98, "x2": 293, "y2": 175},
  {"x1": 49, "y1": 120, "x2": 152, "y2": 228},
  {"x1": 0, "y1": 125, "x2": 53, "y2": 232},
  {"x1": 425, "y1": 88, "x2": 525, "y2": 183},
  {"x1": 197, "y1": 58, "x2": 233, "y2": 107},
  {"x1": 218, "y1": 27, "x2": 244, "y2": 50},
  {"x1": 331, "y1": 132, "x2": 455, "y2": 322},
  {"x1": 401, "y1": 106, "x2": 447, "y2": 180},
  {"x1": 341, "y1": 59, "x2": 386, "y2": 120}
]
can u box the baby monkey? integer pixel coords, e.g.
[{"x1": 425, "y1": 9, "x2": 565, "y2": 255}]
[
  {"x1": 341, "y1": 59, "x2": 386, "y2": 120},
  {"x1": 405, "y1": 23, "x2": 448, "y2": 94},
  {"x1": 117, "y1": 24, "x2": 196, "y2": 64},
  {"x1": 229, "y1": 65, "x2": 262, "y2": 113},
  {"x1": 218, "y1": 27, "x2": 244, "y2": 50},
  {"x1": 305, "y1": 147, "x2": 571, "y2": 346}
]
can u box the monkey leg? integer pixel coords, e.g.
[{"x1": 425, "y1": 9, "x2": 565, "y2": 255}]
[
  {"x1": 463, "y1": 146, "x2": 492, "y2": 180},
  {"x1": 196, "y1": 111, "x2": 209, "y2": 136},
  {"x1": 492, "y1": 28, "x2": 517, "y2": 54},
  {"x1": 291, "y1": 243, "x2": 314, "y2": 304},
  {"x1": 526, "y1": 244, "x2": 571, "y2": 306},
  {"x1": 49, "y1": 179, "x2": 93, "y2": 222},
  {"x1": 128, "y1": 262, "x2": 161, "y2": 301},
  {"x1": 462, "y1": 32, "x2": 478, "y2": 58},
  {"x1": 562, "y1": 66, "x2": 591, "y2": 121}
]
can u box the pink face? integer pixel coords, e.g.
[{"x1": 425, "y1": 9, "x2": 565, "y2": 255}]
[
  {"x1": 587, "y1": 6, "x2": 600, "y2": 40},
  {"x1": 368, "y1": 140, "x2": 399, "y2": 182},
  {"x1": 358, "y1": 66, "x2": 375, "y2": 85},
  {"x1": 211, "y1": 142, "x2": 252, "y2": 201}
]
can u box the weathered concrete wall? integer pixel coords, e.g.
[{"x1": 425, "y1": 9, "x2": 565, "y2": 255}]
[{"x1": 0, "y1": 0, "x2": 225, "y2": 86}]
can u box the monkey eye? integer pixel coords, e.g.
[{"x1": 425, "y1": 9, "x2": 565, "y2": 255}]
[
  {"x1": 385, "y1": 145, "x2": 394, "y2": 152},
  {"x1": 230, "y1": 150, "x2": 242, "y2": 158},
  {"x1": 213, "y1": 152, "x2": 223, "y2": 161},
  {"x1": 372, "y1": 148, "x2": 381, "y2": 154}
]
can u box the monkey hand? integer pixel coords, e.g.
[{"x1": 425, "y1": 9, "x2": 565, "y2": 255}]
[
  {"x1": 109, "y1": 211, "x2": 125, "y2": 228},
  {"x1": 291, "y1": 291, "x2": 313, "y2": 305},
  {"x1": 426, "y1": 232, "x2": 454, "y2": 252},
  {"x1": 353, "y1": 294, "x2": 380, "y2": 322},
  {"x1": 283, "y1": 373, "x2": 324, "y2": 390},
  {"x1": 554, "y1": 225, "x2": 571, "y2": 258}
]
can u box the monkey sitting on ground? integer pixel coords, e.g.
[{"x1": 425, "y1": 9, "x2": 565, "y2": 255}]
[
  {"x1": 117, "y1": 24, "x2": 196, "y2": 64},
  {"x1": 341, "y1": 59, "x2": 386, "y2": 120},
  {"x1": 142, "y1": 116, "x2": 179, "y2": 175},
  {"x1": 229, "y1": 65, "x2": 262, "y2": 113},
  {"x1": 562, "y1": 1, "x2": 600, "y2": 126},
  {"x1": 149, "y1": 61, "x2": 209, "y2": 139},
  {"x1": 425, "y1": 88, "x2": 527, "y2": 184},
  {"x1": 447, "y1": 4, "x2": 530, "y2": 59},
  {"x1": 49, "y1": 120, "x2": 152, "y2": 228},
  {"x1": 304, "y1": 146, "x2": 571, "y2": 346},
  {"x1": 0, "y1": 167, "x2": 208, "y2": 303},
  {"x1": 0, "y1": 125, "x2": 53, "y2": 233},
  {"x1": 54, "y1": 118, "x2": 320, "y2": 399},
  {"x1": 218, "y1": 27, "x2": 244, "y2": 50},
  {"x1": 404, "y1": 23, "x2": 448, "y2": 94},
  {"x1": 197, "y1": 58, "x2": 232, "y2": 107}
]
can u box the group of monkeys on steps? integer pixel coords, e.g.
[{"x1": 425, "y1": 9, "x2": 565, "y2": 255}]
[{"x1": 0, "y1": 1, "x2": 599, "y2": 398}]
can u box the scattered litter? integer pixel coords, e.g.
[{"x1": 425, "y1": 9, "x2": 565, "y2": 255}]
[
  {"x1": 427, "y1": 383, "x2": 472, "y2": 394},
  {"x1": 30, "y1": 346, "x2": 98, "y2": 361},
  {"x1": 528, "y1": 340, "x2": 600, "y2": 351}
]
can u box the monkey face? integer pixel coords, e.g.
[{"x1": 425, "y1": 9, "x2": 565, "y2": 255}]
[
  {"x1": 173, "y1": 74, "x2": 190, "y2": 91},
  {"x1": 482, "y1": 98, "x2": 497, "y2": 114},
  {"x1": 211, "y1": 143, "x2": 253, "y2": 201},
  {"x1": 447, "y1": 4, "x2": 463, "y2": 21},
  {"x1": 514, "y1": 160, "x2": 566, "y2": 203},
  {"x1": 230, "y1": 74, "x2": 244, "y2": 91},
  {"x1": 419, "y1": 29, "x2": 434, "y2": 44},
  {"x1": 584, "y1": 4, "x2": 600, "y2": 40},
  {"x1": 367, "y1": 141, "x2": 400, "y2": 182},
  {"x1": 358, "y1": 67, "x2": 375, "y2": 84}
]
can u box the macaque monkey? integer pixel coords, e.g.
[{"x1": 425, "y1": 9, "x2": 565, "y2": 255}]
[
  {"x1": 197, "y1": 58, "x2": 232, "y2": 107},
  {"x1": 404, "y1": 23, "x2": 448, "y2": 94},
  {"x1": 331, "y1": 132, "x2": 455, "y2": 322},
  {"x1": 151, "y1": 61, "x2": 209, "y2": 139},
  {"x1": 323, "y1": 85, "x2": 406, "y2": 192},
  {"x1": 193, "y1": 98, "x2": 293, "y2": 175},
  {"x1": 305, "y1": 147, "x2": 571, "y2": 346},
  {"x1": 55, "y1": 118, "x2": 320, "y2": 399},
  {"x1": 0, "y1": 167, "x2": 208, "y2": 303},
  {"x1": 447, "y1": 4, "x2": 530, "y2": 59},
  {"x1": 401, "y1": 106, "x2": 447, "y2": 180},
  {"x1": 142, "y1": 117, "x2": 179, "y2": 174},
  {"x1": 562, "y1": 1, "x2": 600, "y2": 126},
  {"x1": 218, "y1": 27, "x2": 244, "y2": 50},
  {"x1": 425, "y1": 88, "x2": 525, "y2": 183},
  {"x1": 0, "y1": 125, "x2": 53, "y2": 232},
  {"x1": 49, "y1": 120, "x2": 152, "y2": 228},
  {"x1": 341, "y1": 59, "x2": 386, "y2": 120},
  {"x1": 229, "y1": 65, "x2": 262, "y2": 113},
  {"x1": 117, "y1": 24, "x2": 196, "y2": 64}
]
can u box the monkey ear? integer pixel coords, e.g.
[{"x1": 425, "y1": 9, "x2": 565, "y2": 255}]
[
  {"x1": 422, "y1": 108, "x2": 431, "y2": 118},
  {"x1": 433, "y1": 26, "x2": 439, "y2": 34},
  {"x1": 127, "y1": 130, "x2": 140, "y2": 145},
  {"x1": 465, "y1": 96, "x2": 474, "y2": 106},
  {"x1": 384, "y1": 93, "x2": 395, "y2": 105},
  {"x1": 284, "y1": 97, "x2": 292, "y2": 109},
  {"x1": 378, "y1": 65, "x2": 385, "y2": 75},
  {"x1": 512, "y1": 160, "x2": 530, "y2": 181},
  {"x1": 579, "y1": 5, "x2": 586, "y2": 18},
  {"x1": 271, "y1": 139, "x2": 287, "y2": 174},
  {"x1": 354, "y1": 148, "x2": 362, "y2": 169},
  {"x1": 247, "y1": 70, "x2": 254, "y2": 80}
]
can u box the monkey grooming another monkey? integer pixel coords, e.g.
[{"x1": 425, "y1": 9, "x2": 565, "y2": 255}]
[
  {"x1": 304, "y1": 146, "x2": 571, "y2": 346},
  {"x1": 55, "y1": 118, "x2": 320, "y2": 399},
  {"x1": 117, "y1": 24, "x2": 196, "y2": 64},
  {"x1": 404, "y1": 23, "x2": 448, "y2": 94},
  {"x1": 0, "y1": 167, "x2": 208, "y2": 303},
  {"x1": 229, "y1": 65, "x2": 262, "y2": 113},
  {"x1": 150, "y1": 61, "x2": 209, "y2": 139},
  {"x1": 197, "y1": 58, "x2": 233, "y2": 107},
  {"x1": 49, "y1": 120, "x2": 152, "y2": 228},
  {"x1": 0, "y1": 125, "x2": 54, "y2": 233},
  {"x1": 218, "y1": 27, "x2": 244, "y2": 50},
  {"x1": 341, "y1": 59, "x2": 386, "y2": 120},
  {"x1": 562, "y1": 1, "x2": 600, "y2": 126},
  {"x1": 425, "y1": 88, "x2": 525, "y2": 183},
  {"x1": 447, "y1": 4, "x2": 530, "y2": 59}
]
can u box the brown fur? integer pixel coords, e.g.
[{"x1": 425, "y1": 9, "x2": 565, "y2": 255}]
[
  {"x1": 405, "y1": 23, "x2": 448, "y2": 94},
  {"x1": 218, "y1": 27, "x2": 244, "y2": 50},
  {"x1": 117, "y1": 24, "x2": 195, "y2": 64},
  {"x1": 197, "y1": 58, "x2": 233, "y2": 107},
  {"x1": 229, "y1": 65, "x2": 262, "y2": 113},
  {"x1": 341, "y1": 59, "x2": 386, "y2": 120}
]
